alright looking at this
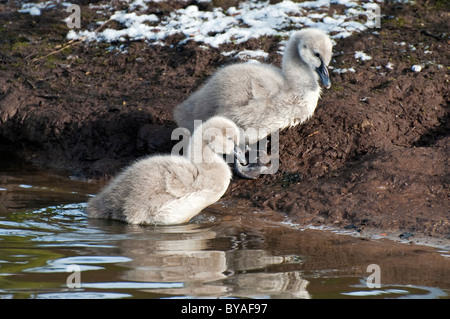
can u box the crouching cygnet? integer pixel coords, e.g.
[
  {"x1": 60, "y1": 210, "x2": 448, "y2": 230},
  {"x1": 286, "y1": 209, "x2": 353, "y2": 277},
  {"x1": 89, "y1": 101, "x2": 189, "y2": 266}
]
[
  {"x1": 173, "y1": 28, "x2": 333, "y2": 179},
  {"x1": 86, "y1": 116, "x2": 245, "y2": 225}
]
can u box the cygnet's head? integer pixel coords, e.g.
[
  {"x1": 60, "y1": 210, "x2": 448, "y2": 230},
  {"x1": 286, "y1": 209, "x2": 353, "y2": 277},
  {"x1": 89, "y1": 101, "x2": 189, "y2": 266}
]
[
  {"x1": 295, "y1": 28, "x2": 333, "y2": 89},
  {"x1": 197, "y1": 116, "x2": 246, "y2": 162}
]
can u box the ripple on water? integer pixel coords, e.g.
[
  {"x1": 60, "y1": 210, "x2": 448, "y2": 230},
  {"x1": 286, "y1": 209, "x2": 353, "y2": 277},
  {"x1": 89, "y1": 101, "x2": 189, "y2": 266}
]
[
  {"x1": 24, "y1": 256, "x2": 132, "y2": 273},
  {"x1": 341, "y1": 284, "x2": 448, "y2": 299},
  {"x1": 35, "y1": 292, "x2": 132, "y2": 299}
]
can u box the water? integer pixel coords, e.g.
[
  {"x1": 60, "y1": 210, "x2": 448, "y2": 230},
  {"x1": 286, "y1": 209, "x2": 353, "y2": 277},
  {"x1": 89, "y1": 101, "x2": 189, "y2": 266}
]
[{"x1": 0, "y1": 158, "x2": 449, "y2": 299}]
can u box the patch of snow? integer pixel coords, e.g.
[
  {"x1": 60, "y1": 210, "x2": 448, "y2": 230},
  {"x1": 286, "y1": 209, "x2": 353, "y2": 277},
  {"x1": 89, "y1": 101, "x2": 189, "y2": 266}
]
[
  {"x1": 332, "y1": 67, "x2": 356, "y2": 74},
  {"x1": 29, "y1": 6, "x2": 41, "y2": 16},
  {"x1": 18, "y1": 0, "x2": 401, "y2": 65},
  {"x1": 354, "y1": 51, "x2": 372, "y2": 61},
  {"x1": 65, "y1": 0, "x2": 384, "y2": 49},
  {"x1": 223, "y1": 49, "x2": 269, "y2": 61},
  {"x1": 411, "y1": 65, "x2": 422, "y2": 72},
  {"x1": 18, "y1": 1, "x2": 55, "y2": 15}
]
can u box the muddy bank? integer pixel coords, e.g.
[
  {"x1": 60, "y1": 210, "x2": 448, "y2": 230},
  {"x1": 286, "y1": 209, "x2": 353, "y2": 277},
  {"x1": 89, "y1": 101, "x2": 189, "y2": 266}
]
[{"x1": 0, "y1": 1, "x2": 448, "y2": 239}]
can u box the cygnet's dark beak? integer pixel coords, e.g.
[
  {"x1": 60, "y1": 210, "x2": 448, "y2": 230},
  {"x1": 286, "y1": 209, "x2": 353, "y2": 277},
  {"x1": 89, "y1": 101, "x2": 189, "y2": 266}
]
[
  {"x1": 316, "y1": 59, "x2": 331, "y2": 89},
  {"x1": 233, "y1": 145, "x2": 247, "y2": 165}
]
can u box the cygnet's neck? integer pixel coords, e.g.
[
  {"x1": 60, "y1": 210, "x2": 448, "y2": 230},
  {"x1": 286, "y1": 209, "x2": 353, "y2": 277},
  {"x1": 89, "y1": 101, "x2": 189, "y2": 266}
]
[
  {"x1": 282, "y1": 39, "x2": 318, "y2": 92},
  {"x1": 187, "y1": 131, "x2": 225, "y2": 166}
]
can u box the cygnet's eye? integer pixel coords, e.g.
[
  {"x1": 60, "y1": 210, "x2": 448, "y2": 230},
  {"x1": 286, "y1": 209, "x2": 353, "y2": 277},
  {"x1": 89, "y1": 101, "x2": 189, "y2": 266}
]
[{"x1": 314, "y1": 52, "x2": 320, "y2": 58}]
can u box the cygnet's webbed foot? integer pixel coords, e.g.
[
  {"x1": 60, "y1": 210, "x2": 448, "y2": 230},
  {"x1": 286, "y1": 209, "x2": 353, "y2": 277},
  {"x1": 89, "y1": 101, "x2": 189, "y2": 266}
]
[
  {"x1": 232, "y1": 144, "x2": 263, "y2": 179},
  {"x1": 234, "y1": 160, "x2": 267, "y2": 180},
  {"x1": 233, "y1": 147, "x2": 268, "y2": 180}
]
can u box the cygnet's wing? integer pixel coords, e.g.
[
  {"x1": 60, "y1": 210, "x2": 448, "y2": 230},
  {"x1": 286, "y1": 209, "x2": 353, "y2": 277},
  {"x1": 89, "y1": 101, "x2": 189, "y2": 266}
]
[
  {"x1": 174, "y1": 62, "x2": 286, "y2": 132},
  {"x1": 158, "y1": 156, "x2": 201, "y2": 198},
  {"x1": 218, "y1": 63, "x2": 284, "y2": 105},
  {"x1": 212, "y1": 63, "x2": 285, "y2": 130},
  {"x1": 248, "y1": 66, "x2": 285, "y2": 100}
]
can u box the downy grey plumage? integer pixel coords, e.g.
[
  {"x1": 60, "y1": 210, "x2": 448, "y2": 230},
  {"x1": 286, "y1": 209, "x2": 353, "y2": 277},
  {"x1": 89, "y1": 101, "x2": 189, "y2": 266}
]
[
  {"x1": 173, "y1": 28, "x2": 333, "y2": 145},
  {"x1": 86, "y1": 117, "x2": 245, "y2": 225}
]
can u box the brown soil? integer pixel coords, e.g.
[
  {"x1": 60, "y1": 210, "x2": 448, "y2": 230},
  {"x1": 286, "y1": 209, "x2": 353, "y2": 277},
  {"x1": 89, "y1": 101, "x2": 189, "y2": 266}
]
[{"x1": 0, "y1": 1, "x2": 448, "y2": 240}]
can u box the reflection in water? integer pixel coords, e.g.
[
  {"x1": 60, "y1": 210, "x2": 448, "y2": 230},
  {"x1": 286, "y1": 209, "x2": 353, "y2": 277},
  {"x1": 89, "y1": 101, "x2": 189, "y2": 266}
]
[
  {"x1": 91, "y1": 216, "x2": 309, "y2": 298},
  {"x1": 227, "y1": 271, "x2": 310, "y2": 299},
  {"x1": 120, "y1": 244, "x2": 308, "y2": 298}
]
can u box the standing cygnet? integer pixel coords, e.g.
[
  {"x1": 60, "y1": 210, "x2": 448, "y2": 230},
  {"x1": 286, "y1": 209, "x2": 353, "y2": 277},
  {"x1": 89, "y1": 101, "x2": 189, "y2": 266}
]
[
  {"x1": 86, "y1": 116, "x2": 245, "y2": 225},
  {"x1": 173, "y1": 28, "x2": 332, "y2": 178}
]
